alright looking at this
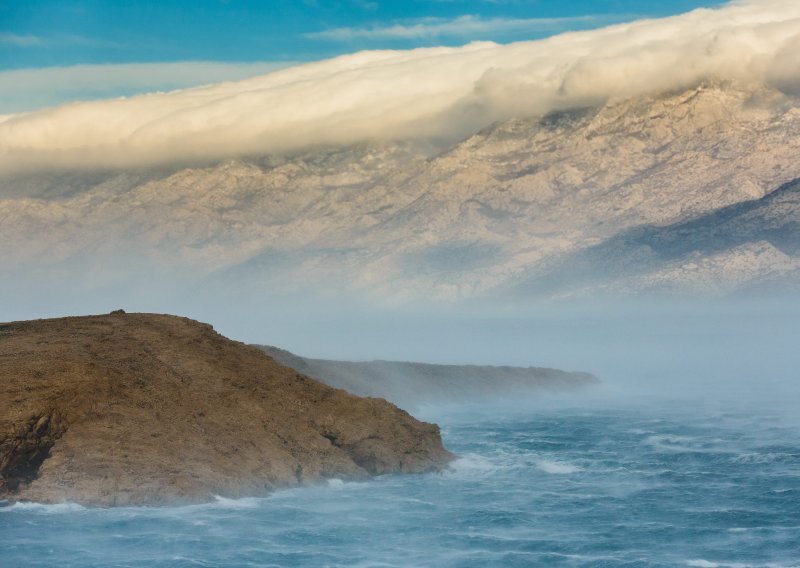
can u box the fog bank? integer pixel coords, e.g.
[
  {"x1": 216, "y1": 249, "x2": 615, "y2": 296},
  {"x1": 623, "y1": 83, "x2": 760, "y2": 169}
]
[{"x1": 3, "y1": 270, "x2": 796, "y2": 404}]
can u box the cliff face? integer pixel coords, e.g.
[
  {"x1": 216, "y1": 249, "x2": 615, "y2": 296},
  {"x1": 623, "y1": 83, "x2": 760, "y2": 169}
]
[
  {"x1": 0, "y1": 312, "x2": 452, "y2": 506},
  {"x1": 258, "y1": 346, "x2": 599, "y2": 409}
]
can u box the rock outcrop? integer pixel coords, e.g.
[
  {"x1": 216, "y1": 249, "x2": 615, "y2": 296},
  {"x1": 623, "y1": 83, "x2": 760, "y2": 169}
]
[
  {"x1": 0, "y1": 312, "x2": 453, "y2": 506},
  {"x1": 258, "y1": 345, "x2": 599, "y2": 409}
]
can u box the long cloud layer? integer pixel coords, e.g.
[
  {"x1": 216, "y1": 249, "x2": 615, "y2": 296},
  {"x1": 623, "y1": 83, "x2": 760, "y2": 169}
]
[{"x1": 2, "y1": 0, "x2": 800, "y2": 173}]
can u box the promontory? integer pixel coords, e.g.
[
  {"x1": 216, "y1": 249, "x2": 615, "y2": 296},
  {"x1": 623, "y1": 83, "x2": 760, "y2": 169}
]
[{"x1": 0, "y1": 312, "x2": 452, "y2": 506}]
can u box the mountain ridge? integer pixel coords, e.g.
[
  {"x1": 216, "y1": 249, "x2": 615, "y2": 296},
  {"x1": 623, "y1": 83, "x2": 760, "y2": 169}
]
[
  {"x1": 505, "y1": 177, "x2": 800, "y2": 299},
  {"x1": 2, "y1": 82, "x2": 799, "y2": 303}
]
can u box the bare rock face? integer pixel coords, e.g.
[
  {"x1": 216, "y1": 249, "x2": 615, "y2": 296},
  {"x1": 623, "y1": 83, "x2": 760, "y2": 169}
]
[{"x1": 0, "y1": 313, "x2": 453, "y2": 506}]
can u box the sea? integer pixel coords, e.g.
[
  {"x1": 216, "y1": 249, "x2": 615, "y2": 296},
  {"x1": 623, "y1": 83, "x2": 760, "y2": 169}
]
[{"x1": 2, "y1": 390, "x2": 799, "y2": 568}]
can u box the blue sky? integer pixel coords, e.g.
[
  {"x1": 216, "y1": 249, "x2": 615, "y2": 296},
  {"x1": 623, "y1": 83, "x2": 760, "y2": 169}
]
[{"x1": 0, "y1": 0, "x2": 726, "y2": 112}]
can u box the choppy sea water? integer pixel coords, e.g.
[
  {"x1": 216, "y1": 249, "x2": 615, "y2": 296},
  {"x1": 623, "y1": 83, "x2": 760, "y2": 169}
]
[{"x1": 2, "y1": 394, "x2": 800, "y2": 568}]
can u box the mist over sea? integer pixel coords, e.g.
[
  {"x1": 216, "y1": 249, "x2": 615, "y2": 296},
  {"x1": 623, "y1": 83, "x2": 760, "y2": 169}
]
[{"x1": 2, "y1": 301, "x2": 799, "y2": 568}]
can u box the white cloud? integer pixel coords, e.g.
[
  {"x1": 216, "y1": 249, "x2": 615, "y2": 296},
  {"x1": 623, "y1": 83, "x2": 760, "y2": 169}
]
[
  {"x1": 0, "y1": 61, "x2": 294, "y2": 113},
  {"x1": 0, "y1": 32, "x2": 119, "y2": 48},
  {"x1": 1, "y1": 0, "x2": 800, "y2": 173},
  {"x1": 305, "y1": 14, "x2": 611, "y2": 41},
  {"x1": 352, "y1": 0, "x2": 379, "y2": 10},
  {"x1": 0, "y1": 33, "x2": 42, "y2": 46}
]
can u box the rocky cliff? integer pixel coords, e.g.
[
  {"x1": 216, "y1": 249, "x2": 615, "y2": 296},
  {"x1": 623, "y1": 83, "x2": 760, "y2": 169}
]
[
  {"x1": 0, "y1": 312, "x2": 452, "y2": 506},
  {"x1": 258, "y1": 345, "x2": 599, "y2": 409}
]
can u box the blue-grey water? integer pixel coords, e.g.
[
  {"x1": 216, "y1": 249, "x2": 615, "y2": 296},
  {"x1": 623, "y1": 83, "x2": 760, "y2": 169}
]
[{"x1": 2, "y1": 393, "x2": 800, "y2": 568}]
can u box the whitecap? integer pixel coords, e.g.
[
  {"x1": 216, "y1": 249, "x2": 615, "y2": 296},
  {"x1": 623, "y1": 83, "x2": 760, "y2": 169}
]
[
  {"x1": 209, "y1": 495, "x2": 263, "y2": 509},
  {"x1": 448, "y1": 453, "x2": 498, "y2": 476},
  {"x1": 536, "y1": 459, "x2": 582, "y2": 474},
  {"x1": 685, "y1": 561, "x2": 800, "y2": 568},
  {"x1": 0, "y1": 501, "x2": 86, "y2": 514},
  {"x1": 645, "y1": 435, "x2": 699, "y2": 452},
  {"x1": 731, "y1": 453, "x2": 792, "y2": 464}
]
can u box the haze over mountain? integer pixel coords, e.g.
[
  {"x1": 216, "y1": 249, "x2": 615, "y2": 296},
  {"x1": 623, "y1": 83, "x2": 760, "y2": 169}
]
[
  {"x1": 2, "y1": 82, "x2": 799, "y2": 305},
  {"x1": 2, "y1": 0, "x2": 800, "y2": 312}
]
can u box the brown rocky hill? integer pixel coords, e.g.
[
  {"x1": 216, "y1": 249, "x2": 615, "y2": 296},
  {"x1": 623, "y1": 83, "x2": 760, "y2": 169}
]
[{"x1": 0, "y1": 312, "x2": 452, "y2": 506}]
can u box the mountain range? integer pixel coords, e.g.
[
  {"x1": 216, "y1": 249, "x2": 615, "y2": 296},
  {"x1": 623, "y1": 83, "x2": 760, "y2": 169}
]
[{"x1": 2, "y1": 81, "x2": 799, "y2": 304}]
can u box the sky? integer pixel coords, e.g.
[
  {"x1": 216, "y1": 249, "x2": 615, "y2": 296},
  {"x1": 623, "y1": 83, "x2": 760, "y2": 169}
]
[
  {"x1": 0, "y1": 0, "x2": 725, "y2": 112},
  {"x1": 1, "y1": 0, "x2": 799, "y2": 369}
]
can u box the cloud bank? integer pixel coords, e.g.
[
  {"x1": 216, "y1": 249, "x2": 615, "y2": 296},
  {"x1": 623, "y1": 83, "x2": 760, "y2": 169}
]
[{"x1": 2, "y1": 0, "x2": 800, "y2": 172}]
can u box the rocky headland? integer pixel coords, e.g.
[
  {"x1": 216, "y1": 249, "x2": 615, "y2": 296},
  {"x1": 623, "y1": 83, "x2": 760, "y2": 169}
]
[
  {"x1": 258, "y1": 345, "x2": 599, "y2": 409},
  {"x1": 0, "y1": 312, "x2": 452, "y2": 506}
]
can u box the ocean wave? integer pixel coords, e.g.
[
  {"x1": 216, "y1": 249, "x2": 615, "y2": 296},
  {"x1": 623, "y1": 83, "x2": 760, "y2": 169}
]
[
  {"x1": 687, "y1": 561, "x2": 800, "y2": 568},
  {"x1": 535, "y1": 459, "x2": 582, "y2": 474},
  {"x1": 208, "y1": 495, "x2": 264, "y2": 509},
  {"x1": 0, "y1": 501, "x2": 86, "y2": 514},
  {"x1": 645, "y1": 434, "x2": 704, "y2": 453},
  {"x1": 448, "y1": 453, "x2": 499, "y2": 476},
  {"x1": 731, "y1": 452, "x2": 796, "y2": 464}
]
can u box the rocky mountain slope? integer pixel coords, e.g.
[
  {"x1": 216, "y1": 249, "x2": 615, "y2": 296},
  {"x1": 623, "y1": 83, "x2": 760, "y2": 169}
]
[
  {"x1": 508, "y1": 178, "x2": 800, "y2": 298},
  {"x1": 259, "y1": 345, "x2": 599, "y2": 409},
  {"x1": 0, "y1": 312, "x2": 452, "y2": 506},
  {"x1": 1, "y1": 82, "x2": 799, "y2": 302}
]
